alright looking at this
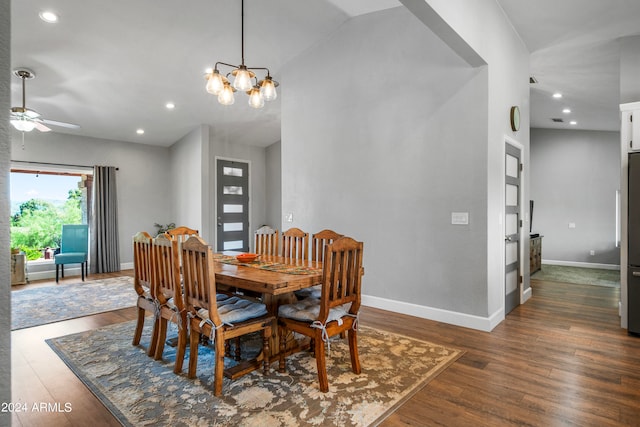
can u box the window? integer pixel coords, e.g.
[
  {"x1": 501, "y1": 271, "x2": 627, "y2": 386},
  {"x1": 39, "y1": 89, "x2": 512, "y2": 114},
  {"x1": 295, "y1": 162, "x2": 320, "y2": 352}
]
[{"x1": 10, "y1": 165, "x2": 92, "y2": 261}]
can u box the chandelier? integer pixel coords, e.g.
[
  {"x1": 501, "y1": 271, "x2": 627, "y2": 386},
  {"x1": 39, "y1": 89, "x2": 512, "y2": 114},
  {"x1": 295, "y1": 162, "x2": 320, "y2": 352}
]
[{"x1": 204, "y1": 0, "x2": 279, "y2": 108}]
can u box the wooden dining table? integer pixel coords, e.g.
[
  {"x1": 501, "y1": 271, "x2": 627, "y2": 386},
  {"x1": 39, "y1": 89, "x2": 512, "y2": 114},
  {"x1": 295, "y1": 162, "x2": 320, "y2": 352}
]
[
  {"x1": 213, "y1": 252, "x2": 323, "y2": 376},
  {"x1": 214, "y1": 252, "x2": 323, "y2": 313}
]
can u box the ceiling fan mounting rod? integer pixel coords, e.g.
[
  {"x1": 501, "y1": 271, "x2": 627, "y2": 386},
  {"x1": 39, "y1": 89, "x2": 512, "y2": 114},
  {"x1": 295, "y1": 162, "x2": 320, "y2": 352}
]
[{"x1": 13, "y1": 68, "x2": 35, "y2": 110}]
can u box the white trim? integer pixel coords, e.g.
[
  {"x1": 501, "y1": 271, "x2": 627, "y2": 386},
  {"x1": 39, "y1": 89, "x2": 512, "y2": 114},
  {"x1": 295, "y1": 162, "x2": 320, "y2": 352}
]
[
  {"x1": 10, "y1": 161, "x2": 94, "y2": 175},
  {"x1": 522, "y1": 286, "x2": 532, "y2": 303},
  {"x1": 542, "y1": 259, "x2": 620, "y2": 270},
  {"x1": 362, "y1": 294, "x2": 501, "y2": 332}
]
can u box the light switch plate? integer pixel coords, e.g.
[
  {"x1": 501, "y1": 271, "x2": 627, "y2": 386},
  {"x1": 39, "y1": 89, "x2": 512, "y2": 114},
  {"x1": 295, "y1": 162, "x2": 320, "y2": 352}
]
[
  {"x1": 451, "y1": 212, "x2": 469, "y2": 225},
  {"x1": 285, "y1": 212, "x2": 293, "y2": 223}
]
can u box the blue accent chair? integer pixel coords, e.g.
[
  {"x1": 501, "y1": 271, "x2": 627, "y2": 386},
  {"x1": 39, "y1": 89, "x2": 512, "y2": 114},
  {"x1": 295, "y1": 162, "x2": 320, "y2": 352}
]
[{"x1": 54, "y1": 224, "x2": 89, "y2": 283}]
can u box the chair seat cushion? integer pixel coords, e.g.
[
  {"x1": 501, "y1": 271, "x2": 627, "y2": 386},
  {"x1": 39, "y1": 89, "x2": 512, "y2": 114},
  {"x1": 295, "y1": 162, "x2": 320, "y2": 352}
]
[
  {"x1": 278, "y1": 297, "x2": 349, "y2": 323},
  {"x1": 197, "y1": 294, "x2": 268, "y2": 325},
  {"x1": 294, "y1": 285, "x2": 321, "y2": 300},
  {"x1": 54, "y1": 252, "x2": 87, "y2": 264}
]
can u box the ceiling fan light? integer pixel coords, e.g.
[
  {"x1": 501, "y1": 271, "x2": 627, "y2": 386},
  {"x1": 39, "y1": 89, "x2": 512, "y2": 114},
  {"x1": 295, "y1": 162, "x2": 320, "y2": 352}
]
[
  {"x1": 247, "y1": 86, "x2": 264, "y2": 109},
  {"x1": 218, "y1": 82, "x2": 235, "y2": 106},
  {"x1": 206, "y1": 70, "x2": 225, "y2": 95},
  {"x1": 232, "y1": 66, "x2": 254, "y2": 92},
  {"x1": 11, "y1": 118, "x2": 36, "y2": 132},
  {"x1": 259, "y1": 76, "x2": 278, "y2": 101}
]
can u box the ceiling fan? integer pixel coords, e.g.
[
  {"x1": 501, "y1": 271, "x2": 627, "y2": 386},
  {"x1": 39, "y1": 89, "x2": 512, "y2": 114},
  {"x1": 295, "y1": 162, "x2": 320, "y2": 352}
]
[{"x1": 10, "y1": 68, "x2": 80, "y2": 132}]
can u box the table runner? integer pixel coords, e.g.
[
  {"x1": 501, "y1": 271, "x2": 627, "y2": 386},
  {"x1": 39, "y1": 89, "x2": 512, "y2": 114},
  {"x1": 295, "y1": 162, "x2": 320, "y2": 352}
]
[{"x1": 214, "y1": 253, "x2": 322, "y2": 275}]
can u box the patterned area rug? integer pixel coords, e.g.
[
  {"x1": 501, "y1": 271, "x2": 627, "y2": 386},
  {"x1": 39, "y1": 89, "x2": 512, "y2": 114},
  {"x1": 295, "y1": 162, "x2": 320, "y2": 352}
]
[
  {"x1": 11, "y1": 276, "x2": 135, "y2": 330},
  {"x1": 47, "y1": 320, "x2": 462, "y2": 426},
  {"x1": 531, "y1": 265, "x2": 620, "y2": 288}
]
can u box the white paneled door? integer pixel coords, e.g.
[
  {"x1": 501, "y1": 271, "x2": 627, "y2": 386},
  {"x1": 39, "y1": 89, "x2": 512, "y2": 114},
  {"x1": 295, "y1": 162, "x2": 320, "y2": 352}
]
[{"x1": 505, "y1": 143, "x2": 522, "y2": 314}]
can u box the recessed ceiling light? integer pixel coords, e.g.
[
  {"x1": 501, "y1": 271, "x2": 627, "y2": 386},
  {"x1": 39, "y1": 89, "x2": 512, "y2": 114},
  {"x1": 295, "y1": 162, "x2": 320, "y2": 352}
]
[
  {"x1": 166, "y1": 102, "x2": 175, "y2": 109},
  {"x1": 39, "y1": 11, "x2": 59, "y2": 23},
  {"x1": 552, "y1": 93, "x2": 562, "y2": 99},
  {"x1": 136, "y1": 129, "x2": 145, "y2": 135},
  {"x1": 570, "y1": 121, "x2": 577, "y2": 125},
  {"x1": 562, "y1": 108, "x2": 571, "y2": 114}
]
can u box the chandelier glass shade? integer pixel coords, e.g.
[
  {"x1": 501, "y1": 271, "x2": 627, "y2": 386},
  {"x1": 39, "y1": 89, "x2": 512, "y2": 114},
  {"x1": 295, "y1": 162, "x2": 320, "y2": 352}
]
[{"x1": 204, "y1": 0, "x2": 278, "y2": 109}]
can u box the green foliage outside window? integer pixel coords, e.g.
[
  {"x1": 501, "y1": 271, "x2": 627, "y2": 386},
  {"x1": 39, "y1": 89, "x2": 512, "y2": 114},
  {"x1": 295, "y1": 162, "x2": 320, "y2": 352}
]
[{"x1": 10, "y1": 189, "x2": 83, "y2": 260}]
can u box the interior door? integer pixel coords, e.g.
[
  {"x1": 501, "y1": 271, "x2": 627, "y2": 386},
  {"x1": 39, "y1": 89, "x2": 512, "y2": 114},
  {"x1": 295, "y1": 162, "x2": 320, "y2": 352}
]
[
  {"x1": 216, "y1": 159, "x2": 250, "y2": 252},
  {"x1": 505, "y1": 143, "x2": 522, "y2": 314}
]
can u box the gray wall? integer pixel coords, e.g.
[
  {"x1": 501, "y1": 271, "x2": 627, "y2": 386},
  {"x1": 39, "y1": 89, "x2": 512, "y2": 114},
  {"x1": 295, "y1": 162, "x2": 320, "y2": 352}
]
[
  {"x1": 621, "y1": 35, "x2": 640, "y2": 104},
  {"x1": 0, "y1": 0, "x2": 11, "y2": 420},
  {"x1": 401, "y1": 0, "x2": 531, "y2": 319},
  {"x1": 530, "y1": 128, "x2": 620, "y2": 266},
  {"x1": 170, "y1": 125, "x2": 206, "y2": 236},
  {"x1": 265, "y1": 141, "x2": 281, "y2": 231},
  {"x1": 282, "y1": 7, "x2": 487, "y2": 316},
  {"x1": 10, "y1": 131, "x2": 172, "y2": 265},
  {"x1": 282, "y1": 3, "x2": 529, "y2": 329}
]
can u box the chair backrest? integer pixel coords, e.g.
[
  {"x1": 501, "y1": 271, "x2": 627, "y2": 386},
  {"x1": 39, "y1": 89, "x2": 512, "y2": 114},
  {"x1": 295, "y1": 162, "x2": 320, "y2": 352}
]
[
  {"x1": 319, "y1": 237, "x2": 364, "y2": 322},
  {"x1": 311, "y1": 229, "x2": 344, "y2": 263},
  {"x1": 60, "y1": 224, "x2": 89, "y2": 254},
  {"x1": 132, "y1": 231, "x2": 153, "y2": 296},
  {"x1": 165, "y1": 226, "x2": 199, "y2": 242},
  {"x1": 152, "y1": 234, "x2": 183, "y2": 310},
  {"x1": 255, "y1": 225, "x2": 279, "y2": 256},
  {"x1": 281, "y1": 227, "x2": 309, "y2": 260},
  {"x1": 165, "y1": 226, "x2": 199, "y2": 265},
  {"x1": 181, "y1": 235, "x2": 221, "y2": 326}
]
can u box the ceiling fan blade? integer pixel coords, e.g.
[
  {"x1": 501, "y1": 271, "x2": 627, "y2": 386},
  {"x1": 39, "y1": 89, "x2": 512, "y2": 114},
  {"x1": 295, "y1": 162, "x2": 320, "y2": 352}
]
[
  {"x1": 34, "y1": 121, "x2": 51, "y2": 132},
  {"x1": 40, "y1": 118, "x2": 80, "y2": 129}
]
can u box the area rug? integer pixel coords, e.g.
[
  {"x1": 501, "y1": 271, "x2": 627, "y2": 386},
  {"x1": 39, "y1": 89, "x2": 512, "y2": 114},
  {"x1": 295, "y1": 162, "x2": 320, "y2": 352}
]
[
  {"x1": 531, "y1": 264, "x2": 620, "y2": 287},
  {"x1": 11, "y1": 276, "x2": 135, "y2": 330},
  {"x1": 47, "y1": 320, "x2": 463, "y2": 426}
]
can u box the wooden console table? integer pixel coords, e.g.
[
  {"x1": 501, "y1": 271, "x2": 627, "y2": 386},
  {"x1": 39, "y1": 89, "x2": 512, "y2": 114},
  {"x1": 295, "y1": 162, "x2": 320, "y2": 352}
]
[{"x1": 530, "y1": 235, "x2": 543, "y2": 274}]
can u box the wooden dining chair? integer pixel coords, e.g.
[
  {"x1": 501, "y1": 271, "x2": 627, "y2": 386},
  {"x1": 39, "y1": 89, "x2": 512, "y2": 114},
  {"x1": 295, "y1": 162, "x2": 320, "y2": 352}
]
[
  {"x1": 132, "y1": 231, "x2": 158, "y2": 354},
  {"x1": 311, "y1": 229, "x2": 344, "y2": 262},
  {"x1": 281, "y1": 227, "x2": 309, "y2": 260},
  {"x1": 165, "y1": 226, "x2": 199, "y2": 262},
  {"x1": 165, "y1": 225, "x2": 199, "y2": 242},
  {"x1": 180, "y1": 235, "x2": 275, "y2": 396},
  {"x1": 151, "y1": 234, "x2": 187, "y2": 374},
  {"x1": 296, "y1": 229, "x2": 345, "y2": 300},
  {"x1": 278, "y1": 237, "x2": 364, "y2": 392},
  {"x1": 254, "y1": 225, "x2": 279, "y2": 256}
]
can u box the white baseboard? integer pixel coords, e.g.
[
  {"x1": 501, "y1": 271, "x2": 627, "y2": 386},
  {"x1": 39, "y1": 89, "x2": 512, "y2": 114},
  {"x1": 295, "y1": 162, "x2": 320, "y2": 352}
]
[
  {"x1": 522, "y1": 286, "x2": 532, "y2": 303},
  {"x1": 26, "y1": 262, "x2": 134, "y2": 282},
  {"x1": 362, "y1": 294, "x2": 502, "y2": 332},
  {"x1": 542, "y1": 259, "x2": 620, "y2": 270}
]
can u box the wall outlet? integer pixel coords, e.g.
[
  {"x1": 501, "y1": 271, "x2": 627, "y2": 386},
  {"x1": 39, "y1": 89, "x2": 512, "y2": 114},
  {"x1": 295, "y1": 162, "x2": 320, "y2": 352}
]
[
  {"x1": 568, "y1": 222, "x2": 576, "y2": 229},
  {"x1": 590, "y1": 250, "x2": 596, "y2": 256},
  {"x1": 284, "y1": 212, "x2": 293, "y2": 223}
]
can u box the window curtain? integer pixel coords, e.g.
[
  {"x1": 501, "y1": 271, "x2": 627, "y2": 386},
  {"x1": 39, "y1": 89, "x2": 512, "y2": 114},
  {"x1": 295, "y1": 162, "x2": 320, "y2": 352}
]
[{"x1": 90, "y1": 166, "x2": 120, "y2": 273}]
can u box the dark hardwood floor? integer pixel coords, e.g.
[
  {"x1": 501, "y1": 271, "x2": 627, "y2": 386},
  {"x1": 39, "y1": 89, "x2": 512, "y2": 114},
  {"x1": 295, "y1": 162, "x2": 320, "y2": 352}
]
[{"x1": 11, "y1": 273, "x2": 640, "y2": 426}]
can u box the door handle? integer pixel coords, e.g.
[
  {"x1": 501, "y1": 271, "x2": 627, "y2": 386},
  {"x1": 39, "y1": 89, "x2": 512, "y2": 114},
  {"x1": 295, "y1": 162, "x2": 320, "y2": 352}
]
[
  {"x1": 633, "y1": 271, "x2": 640, "y2": 277},
  {"x1": 505, "y1": 236, "x2": 513, "y2": 242}
]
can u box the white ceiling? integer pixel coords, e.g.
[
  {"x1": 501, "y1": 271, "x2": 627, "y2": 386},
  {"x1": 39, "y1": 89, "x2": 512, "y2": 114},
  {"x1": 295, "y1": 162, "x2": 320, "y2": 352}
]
[
  {"x1": 498, "y1": 0, "x2": 640, "y2": 132},
  {"x1": 9, "y1": 0, "x2": 640, "y2": 148}
]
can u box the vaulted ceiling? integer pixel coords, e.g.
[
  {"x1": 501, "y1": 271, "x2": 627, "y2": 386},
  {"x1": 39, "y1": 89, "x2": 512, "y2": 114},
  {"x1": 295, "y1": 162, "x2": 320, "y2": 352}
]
[{"x1": 10, "y1": 1, "x2": 640, "y2": 147}]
